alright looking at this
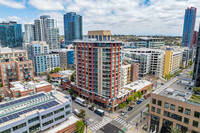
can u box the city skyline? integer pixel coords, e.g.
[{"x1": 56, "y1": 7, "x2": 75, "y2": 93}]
[{"x1": 0, "y1": 0, "x2": 199, "y2": 36}]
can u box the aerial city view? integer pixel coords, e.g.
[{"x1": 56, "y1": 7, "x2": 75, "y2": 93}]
[{"x1": 0, "y1": 0, "x2": 200, "y2": 133}]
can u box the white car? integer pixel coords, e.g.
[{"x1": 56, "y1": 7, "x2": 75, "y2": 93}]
[
  {"x1": 73, "y1": 109, "x2": 80, "y2": 116},
  {"x1": 121, "y1": 111, "x2": 127, "y2": 116}
]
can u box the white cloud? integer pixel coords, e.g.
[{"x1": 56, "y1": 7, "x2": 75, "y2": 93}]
[
  {"x1": 0, "y1": 0, "x2": 25, "y2": 9},
  {"x1": 29, "y1": 0, "x2": 64, "y2": 11},
  {"x1": 7, "y1": 16, "x2": 21, "y2": 21}
]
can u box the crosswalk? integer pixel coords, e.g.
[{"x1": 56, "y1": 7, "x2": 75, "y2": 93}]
[
  {"x1": 113, "y1": 117, "x2": 132, "y2": 129},
  {"x1": 89, "y1": 117, "x2": 112, "y2": 131}
]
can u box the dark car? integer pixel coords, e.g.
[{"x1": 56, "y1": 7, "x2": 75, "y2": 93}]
[
  {"x1": 83, "y1": 120, "x2": 88, "y2": 125},
  {"x1": 88, "y1": 106, "x2": 94, "y2": 111},
  {"x1": 128, "y1": 107, "x2": 133, "y2": 111}
]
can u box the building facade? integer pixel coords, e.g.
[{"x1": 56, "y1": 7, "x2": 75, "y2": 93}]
[
  {"x1": 0, "y1": 21, "x2": 23, "y2": 48},
  {"x1": 192, "y1": 31, "x2": 198, "y2": 47},
  {"x1": 0, "y1": 47, "x2": 34, "y2": 98},
  {"x1": 87, "y1": 30, "x2": 111, "y2": 41},
  {"x1": 64, "y1": 12, "x2": 82, "y2": 44},
  {"x1": 130, "y1": 62, "x2": 139, "y2": 82},
  {"x1": 149, "y1": 78, "x2": 200, "y2": 133},
  {"x1": 24, "y1": 24, "x2": 35, "y2": 43},
  {"x1": 193, "y1": 28, "x2": 200, "y2": 87},
  {"x1": 34, "y1": 15, "x2": 60, "y2": 49},
  {"x1": 182, "y1": 7, "x2": 197, "y2": 48},
  {"x1": 0, "y1": 91, "x2": 73, "y2": 133},
  {"x1": 135, "y1": 37, "x2": 165, "y2": 49},
  {"x1": 121, "y1": 63, "x2": 131, "y2": 86},
  {"x1": 51, "y1": 49, "x2": 74, "y2": 69},
  {"x1": 163, "y1": 48, "x2": 182, "y2": 76}
]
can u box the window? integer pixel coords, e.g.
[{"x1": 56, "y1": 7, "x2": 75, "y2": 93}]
[
  {"x1": 185, "y1": 109, "x2": 191, "y2": 115},
  {"x1": 65, "y1": 104, "x2": 70, "y2": 109},
  {"x1": 184, "y1": 117, "x2": 189, "y2": 124},
  {"x1": 28, "y1": 116, "x2": 39, "y2": 123},
  {"x1": 42, "y1": 119, "x2": 53, "y2": 127},
  {"x1": 170, "y1": 104, "x2": 175, "y2": 110},
  {"x1": 54, "y1": 107, "x2": 64, "y2": 114},
  {"x1": 194, "y1": 111, "x2": 200, "y2": 118},
  {"x1": 157, "y1": 108, "x2": 161, "y2": 114},
  {"x1": 55, "y1": 115, "x2": 65, "y2": 121},
  {"x1": 13, "y1": 123, "x2": 26, "y2": 131},
  {"x1": 0, "y1": 129, "x2": 11, "y2": 133},
  {"x1": 152, "y1": 99, "x2": 156, "y2": 104},
  {"x1": 158, "y1": 100, "x2": 162, "y2": 106},
  {"x1": 178, "y1": 106, "x2": 183, "y2": 113},
  {"x1": 193, "y1": 121, "x2": 199, "y2": 128},
  {"x1": 66, "y1": 111, "x2": 70, "y2": 115},
  {"x1": 151, "y1": 106, "x2": 155, "y2": 112},
  {"x1": 164, "y1": 111, "x2": 182, "y2": 122},
  {"x1": 42, "y1": 112, "x2": 53, "y2": 119}
]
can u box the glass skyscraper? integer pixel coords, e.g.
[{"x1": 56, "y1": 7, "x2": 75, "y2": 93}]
[
  {"x1": 64, "y1": 12, "x2": 82, "y2": 45},
  {"x1": 182, "y1": 7, "x2": 197, "y2": 48},
  {"x1": 0, "y1": 21, "x2": 23, "y2": 48}
]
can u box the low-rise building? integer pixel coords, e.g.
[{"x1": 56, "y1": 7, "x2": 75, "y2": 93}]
[
  {"x1": 8, "y1": 81, "x2": 52, "y2": 98},
  {"x1": 0, "y1": 91, "x2": 73, "y2": 133},
  {"x1": 135, "y1": 37, "x2": 165, "y2": 49},
  {"x1": 149, "y1": 78, "x2": 200, "y2": 133}
]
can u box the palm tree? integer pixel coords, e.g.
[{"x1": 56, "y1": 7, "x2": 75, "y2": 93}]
[{"x1": 168, "y1": 126, "x2": 181, "y2": 133}]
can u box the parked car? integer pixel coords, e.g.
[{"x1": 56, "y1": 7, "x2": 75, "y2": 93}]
[
  {"x1": 128, "y1": 107, "x2": 133, "y2": 111},
  {"x1": 88, "y1": 106, "x2": 94, "y2": 111},
  {"x1": 121, "y1": 111, "x2": 127, "y2": 116},
  {"x1": 83, "y1": 120, "x2": 88, "y2": 125},
  {"x1": 137, "y1": 100, "x2": 143, "y2": 104}
]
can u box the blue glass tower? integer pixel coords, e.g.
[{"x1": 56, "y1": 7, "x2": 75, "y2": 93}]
[
  {"x1": 64, "y1": 12, "x2": 82, "y2": 44},
  {"x1": 182, "y1": 7, "x2": 197, "y2": 48},
  {"x1": 0, "y1": 21, "x2": 23, "y2": 48}
]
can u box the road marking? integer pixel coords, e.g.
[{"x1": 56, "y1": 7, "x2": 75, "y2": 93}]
[
  {"x1": 125, "y1": 102, "x2": 149, "y2": 120},
  {"x1": 89, "y1": 130, "x2": 91, "y2": 133},
  {"x1": 131, "y1": 127, "x2": 134, "y2": 129},
  {"x1": 110, "y1": 116, "x2": 115, "y2": 118}
]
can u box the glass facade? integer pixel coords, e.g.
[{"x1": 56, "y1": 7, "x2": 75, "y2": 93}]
[
  {"x1": 64, "y1": 12, "x2": 82, "y2": 44},
  {"x1": 0, "y1": 21, "x2": 23, "y2": 47},
  {"x1": 182, "y1": 7, "x2": 197, "y2": 48}
]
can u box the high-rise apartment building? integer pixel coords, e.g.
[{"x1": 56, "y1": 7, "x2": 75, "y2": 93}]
[
  {"x1": 182, "y1": 7, "x2": 197, "y2": 48},
  {"x1": 163, "y1": 48, "x2": 182, "y2": 76},
  {"x1": 193, "y1": 31, "x2": 198, "y2": 46},
  {"x1": 34, "y1": 15, "x2": 60, "y2": 49},
  {"x1": 87, "y1": 30, "x2": 112, "y2": 41},
  {"x1": 0, "y1": 47, "x2": 34, "y2": 98},
  {"x1": 51, "y1": 49, "x2": 74, "y2": 69},
  {"x1": 0, "y1": 21, "x2": 23, "y2": 48},
  {"x1": 27, "y1": 41, "x2": 60, "y2": 75},
  {"x1": 73, "y1": 40, "x2": 123, "y2": 111},
  {"x1": 24, "y1": 24, "x2": 35, "y2": 43},
  {"x1": 193, "y1": 27, "x2": 200, "y2": 87},
  {"x1": 64, "y1": 12, "x2": 82, "y2": 44},
  {"x1": 135, "y1": 37, "x2": 165, "y2": 49}
]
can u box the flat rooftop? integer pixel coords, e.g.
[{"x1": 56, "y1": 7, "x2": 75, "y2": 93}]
[
  {"x1": 123, "y1": 80, "x2": 152, "y2": 91},
  {"x1": 0, "y1": 47, "x2": 26, "y2": 54},
  {"x1": 154, "y1": 78, "x2": 195, "y2": 103},
  {"x1": 43, "y1": 115, "x2": 80, "y2": 133},
  {"x1": 0, "y1": 90, "x2": 70, "y2": 126},
  {"x1": 10, "y1": 81, "x2": 51, "y2": 92},
  {"x1": 59, "y1": 70, "x2": 75, "y2": 76}
]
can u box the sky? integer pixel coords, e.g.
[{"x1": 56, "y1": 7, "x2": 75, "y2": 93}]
[{"x1": 0, "y1": 0, "x2": 199, "y2": 36}]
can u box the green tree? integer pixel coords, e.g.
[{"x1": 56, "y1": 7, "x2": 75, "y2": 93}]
[
  {"x1": 189, "y1": 70, "x2": 193, "y2": 76},
  {"x1": 127, "y1": 94, "x2": 135, "y2": 104},
  {"x1": 119, "y1": 102, "x2": 127, "y2": 109},
  {"x1": 0, "y1": 83, "x2": 3, "y2": 87},
  {"x1": 40, "y1": 72, "x2": 45, "y2": 76},
  {"x1": 50, "y1": 70, "x2": 55, "y2": 74},
  {"x1": 76, "y1": 120, "x2": 85, "y2": 133},
  {"x1": 55, "y1": 67, "x2": 60, "y2": 72},
  {"x1": 137, "y1": 91, "x2": 143, "y2": 99},
  {"x1": 46, "y1": 73, "x2": 51, "y2": 82},
  {"x1": 69, "y1": 88, "x2": 74, "y2": 95},
  {"x1": 71, "y1": 73, "x2": 75, "y2": 82},
  {"x1": 189, "y1": 60, "x2": 193, "y2": 66},
  {"x1": 168, "y1": 126, "x2": 181, "y2": 133},
  {"x1": 134, "y1": 91, "x2": 139, "y2": 99},
  {"x1": 78, "y1": 109, "x2": 86, "y2": 119},
  {"x1": 146, "y1": 104, "x2": 150, "y2": 112}
]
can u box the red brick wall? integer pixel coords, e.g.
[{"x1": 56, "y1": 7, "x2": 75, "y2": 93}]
[{"x1": 56, "y1": 122, "x2": 77, "y2": 133}]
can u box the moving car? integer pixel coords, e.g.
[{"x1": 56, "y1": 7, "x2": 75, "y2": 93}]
[
  {"x1": 88, "y1": 106, "x2": 94, "y2": 111},
  {"x1": 73, "y1": 109, "x2": 80, "y2": 116},
  {"x1": 121, "y1": 111, "x2": 127, "y2": 116},
  {"x1": 94, "y1": 109, "x2": 104, "y2": 116},
  {"x1": 128, "y1": 107, "x2": 133, "y2": 111},
  {"x1": 137, "y1": 99, "x2": 144, "y2": 104},
  {"x1": 75, "y1": 97, "x2": 87, "y2": 107}
]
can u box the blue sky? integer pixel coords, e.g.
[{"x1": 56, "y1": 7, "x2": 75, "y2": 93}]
[{"x1": 0, "y1": 0, "x2": 199, "y2": 36}]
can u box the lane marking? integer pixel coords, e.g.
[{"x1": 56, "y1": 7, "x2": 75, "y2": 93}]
[{"x1": 126, "y1": 102, "x2": 149, "y2": 120}]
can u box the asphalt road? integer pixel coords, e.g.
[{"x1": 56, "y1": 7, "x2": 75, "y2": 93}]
[
  {"x1": 72, "y1": 100, "x2": 103, "y2": 125},
  {"x1": 125, "y1": 97, "x2": 150, "y2": 122}
]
